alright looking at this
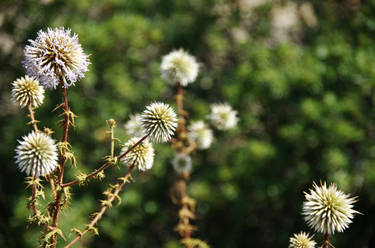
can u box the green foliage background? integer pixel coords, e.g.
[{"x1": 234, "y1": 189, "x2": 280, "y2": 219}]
[{"x1": 1, "y1": 0, "x2": 375, "y2": 247}]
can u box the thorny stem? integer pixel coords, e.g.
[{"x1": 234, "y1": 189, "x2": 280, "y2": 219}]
[
  {"x1": 322, "y1": 233, "x2": 330, "y2": 248},
  {"x1": 64, "y1": 166, "x2": 135, "y2": 248},
  {"x1": 173, "y1": 83, "x2": 198, "y2": 240},
  {"x1": 31, "y1": 166, "x2": 39, "y2": 216},
  {"x1": 51, "y1": 80, "x2": 71, "y2": 248},
  {"x1": 176, "y1": 83, "x2": 187, "y2": 142},
  {"x1": 62, "y1": 134, "x2": 149, "y2": 188},
  {"x1": 27, "y1": 103, "x2": 39, "y2": 132},
  {"x1": 27, "y1": 103, "x2": 39, "y2": 215}
]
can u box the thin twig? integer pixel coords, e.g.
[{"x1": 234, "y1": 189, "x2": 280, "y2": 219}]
[
  {"x1": 27, "y1": 103, "x2": 39, "y2": 132},
  {"x1": 30, "y1": 166, "x2": 38, "y2": 215},
  {"x1": 62, "y1": 134, "x2": 149, "y2": 188},
  {"x1": 64, "y1": 166, "x2": 135, "y2": 248}
]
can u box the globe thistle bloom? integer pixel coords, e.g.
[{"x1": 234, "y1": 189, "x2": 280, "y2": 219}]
[
  {"x1": 172, "y1": 153, "x2": 192, "y2": 174},
  {"x1": 120, "y1": 137, "x2": 154, "y2": 171},
  {"x1": 187, "y1": 120, "x2": 214, "y2": 150},
  {"x1": 15, "y1": 131, "x2": 58, "y2": 177},
  {"x1": 124, "y1": 113, "x2": 144, "y2": 137},
  {"x1": 289, "y1": 232, "x2": 316, "y2": 248},
  {"x1": 302, "y1": 182, "x2": 359, "y2": 235},
  {"x1": 209, "y1": 103, "x2": 238, "y2": 130},
  {"x1": 23, "y1": 27, "x2": 90, "y2": 89},
  {"x1": 141, "y1": 102, "x2": 178, "y2": 143},
  {"x1": 11, "y1": 75, "x2": 45, "y2": 108},
  {"x1": 161, "y1": 49, "x2": 199, "y2": 86}
]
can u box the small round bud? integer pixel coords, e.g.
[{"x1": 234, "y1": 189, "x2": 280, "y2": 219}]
[
  {"x1": 141, "y1": 102, "x2": 178, "y2": 143},
  {"x1": 15, "y1": 131, "x2": 59, "y2": 177},
  {"x1": 172, "y1": 153, "x2": 192, "y2": 174},
  {"x1": 187, "y1": 120, "x2": 213, "y2": 150},
  {"x1": 120, "y1": 137, "x2": 154, "y2": 171},
  {"x1": 11, "y1": 75, "x2": 45, "y2": 108},
  {"x1": 107, "y1": 118, "x2": 116, "y2": 128},
  {"x1": 161, "y1": 49, "x2": 199, "y2": 87},
  {"x1": 209, "y1": 103, "x2": 238, "y2": 130},
  {"x1": 302, "y1": 182, "x2": 359, "y2": 235}
]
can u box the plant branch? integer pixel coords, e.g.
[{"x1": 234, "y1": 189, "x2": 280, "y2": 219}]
[
  {"x1": 51, "y1": 79, "x2": 71, "y2": 248},
  {"x1": 27, "y1": 103, "x2": 39, "y2": 132},
  {"x1": 62, "y1": 134, "x2": 149, "y2": 188},
  {"x1": 64, "y1": 166, "x2": 135, "y2": 248},
  {"x1": 322, "y1": 233, "x2": 330, "y2": 248}
]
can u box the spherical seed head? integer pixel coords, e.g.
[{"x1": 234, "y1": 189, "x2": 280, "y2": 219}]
[
  {"x1": 289, "y1": 232, "x2": 316, "y2": 248},
  {"x1": 209, "y1": 103, "x2": 238, "y2": 130},
  {"x1": 124, "y1": 114, "x2": 144, "y2": 137},
  {"x1": 187, "y1": 120, "x2": 214, "y2": 150},
  {"x1": 11, "y1": 75, "x2": 45, "y2": 108},
  {"x1": 23, "y1": 27, "x2": 90, "y2": 90},
  {"x1": 302, "y1": 182, "x2": 359, "y2": 235},
  {"x1": 141, "y1": 102, "x2": 178, "y2": 143},
  {"x1": 15, "y1": 131, "x2": 58, "y2": 177},
  {"x1": 161, "y1": 49, "x2": 199, "y2": 86},
  {"x1": 172, "y1": 153, "x2": 192, "y2": 174},
  {"x1": 120, "y1": 137, "x2": 155, "y2": 171}
]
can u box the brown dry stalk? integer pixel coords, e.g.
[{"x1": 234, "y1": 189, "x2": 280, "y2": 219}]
[
  {"x1": 64, "y1": 166, "x2": 135, "y2": 248},
  {"x1": 173, "y1": 83, "x2": 198, "y2": 240},
  {"x1": 51, "y1": 82, "x2": 71, "y2": 248},
  {"x1": 27, "y1": 103, "x2": 39, "y2": 132}
]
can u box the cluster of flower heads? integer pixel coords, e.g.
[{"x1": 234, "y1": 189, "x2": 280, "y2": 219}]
[
  {"x1": 289, "y1": 182, "x2": 359, "y2": 248},
  {"x1": 120, "y1": 102, "x2": 178, "y2": 171},
  {"x1": 160, "y1": 49, "x2": 239, "y2": 174},
  {"x1": 23, "y1": 27, "x2": 90, "y2": 89}
]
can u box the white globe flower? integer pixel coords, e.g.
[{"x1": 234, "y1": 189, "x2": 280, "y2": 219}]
[
  {"x1": 161, "y1": 49, "x2": 199, "y2": 87},
  {"x1": 302, "y1": 182, "x2": 359, "y2": 235},
  {"x1": 120, "y1": 137, "x2": 155, "y2": 171},
  {"x1": 141, "y1": 102, "x2": 178, "y2": 143},
  {"x1": 209, "y1": 103, "x2": 238, "y2": 130},
  {"x1": 15, "y1": 131, "x2": 59, "y2": 177},
  {"x1": 124, "y1": 113, "x2": 144, "y2": 137},
  {"x1": 11, "y1": 75, "x2": 45, "y2": 108},
  {"x1": 23, "y1": 27, "x2": 90, "y2": 89},
  {"x1": 187, "y1": 120, "x2": 213, "y2": 150},
  {"x1": 289, "y1": 232, "x2": 316, "y2": 248}
]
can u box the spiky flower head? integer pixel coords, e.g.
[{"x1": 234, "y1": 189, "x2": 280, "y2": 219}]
[
  {"x1": 172, "y1": 153, "x2": 192, "y2": 174},
  {"x1": 120, "y1": 137, "x2": 154, "y2": 171},
  {"x1": 15, "y1": 131, "x2": 58, "y2": 177},
  {"x1": 161, "y1": 49, "x2": 199, "y2": 87},
  {"x1": 209, "y1": 103, "x2": 238, "y2": 130},
  {"x1": 302, "y1": 182, "x2": 359, "y2": 235},
  {"x1": 141, "y1": 102, "x2": 178, "y2": 143},
  {"x1": 289, "y1": 232, "x2": 316, "y2": 248},
  {"x1": 11, "y1": 75, "x2": 45, "y2": 108},
  {"x1": 124, "y1": 113, "x2": 144, "y2": 137},
  {"x1": 23, "y1": 27, "x2": 90, "y2": 89},
  {"x1": 187, "y1": 120, "x2": 214, "y2": 150}
]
